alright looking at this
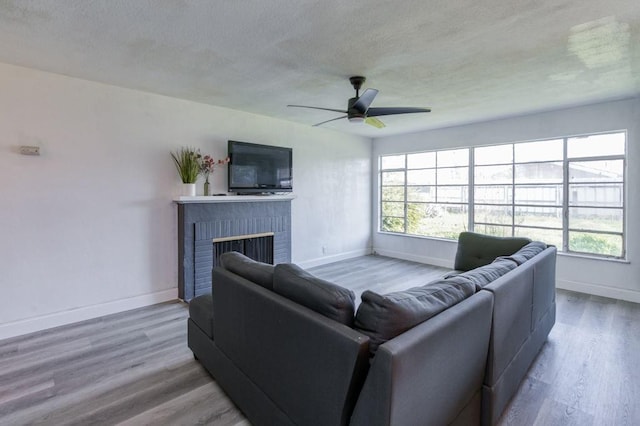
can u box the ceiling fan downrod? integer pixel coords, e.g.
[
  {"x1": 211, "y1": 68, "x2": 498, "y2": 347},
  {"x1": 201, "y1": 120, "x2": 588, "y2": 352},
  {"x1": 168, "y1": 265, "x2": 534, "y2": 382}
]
[{"x1": 349, "y1": 76, "x2": 366, "y2": 98}]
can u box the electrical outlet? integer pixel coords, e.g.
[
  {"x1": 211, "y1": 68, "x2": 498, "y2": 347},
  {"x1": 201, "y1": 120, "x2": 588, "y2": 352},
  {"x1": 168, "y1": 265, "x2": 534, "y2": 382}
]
[{"x1": 20, "y1": 146, "x2": 40, "y2": 156}]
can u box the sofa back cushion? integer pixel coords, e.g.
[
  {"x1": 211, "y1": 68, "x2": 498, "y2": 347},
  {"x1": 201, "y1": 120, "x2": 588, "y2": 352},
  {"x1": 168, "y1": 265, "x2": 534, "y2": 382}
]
[
  {"x1": 354, "y1": 276, "x2": 476, "y2": 356},
  {"x1": 219, "y1": 251, "x2": 274, "y2": 290},
  {"x1": 458, "y1": 258, "x2": 518, "y2": 290},
  {"x1": 497, "y1": 241, "x2": 547, "y2": 265},
  {"x1": 454, "y1": 232, "x2": 531, "y2": 271},
  {"x1": 273, "y1": 263, "x2": 356, "y2": 326}
]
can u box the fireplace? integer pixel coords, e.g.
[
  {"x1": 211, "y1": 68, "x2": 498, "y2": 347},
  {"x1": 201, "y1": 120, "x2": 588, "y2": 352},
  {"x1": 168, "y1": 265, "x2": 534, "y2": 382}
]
[{"x1": 176, "y1": 196, "x2": 292, "y2": 301}]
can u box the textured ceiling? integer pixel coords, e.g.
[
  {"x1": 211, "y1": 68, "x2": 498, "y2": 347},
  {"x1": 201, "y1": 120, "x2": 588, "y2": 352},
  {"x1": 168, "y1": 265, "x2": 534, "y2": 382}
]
[{"x1": 0, "y1": 0, "x2": 639, "y2": 137}]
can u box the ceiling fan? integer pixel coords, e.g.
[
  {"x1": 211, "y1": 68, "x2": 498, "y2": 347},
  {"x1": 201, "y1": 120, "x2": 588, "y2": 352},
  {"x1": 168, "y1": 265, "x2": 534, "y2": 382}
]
[{"x1": 288, "y1": 76, "x2": 431, "y2": 128}]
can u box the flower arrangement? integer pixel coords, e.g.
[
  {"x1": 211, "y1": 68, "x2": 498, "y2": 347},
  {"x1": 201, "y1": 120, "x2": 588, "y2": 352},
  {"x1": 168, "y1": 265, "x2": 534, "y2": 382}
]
[
  {"x1": 170, "y1": 147, "x2": 201, "y2": 184},
  {"x1": 200, "y1": 155, "x2": 230, "y2": 184}
]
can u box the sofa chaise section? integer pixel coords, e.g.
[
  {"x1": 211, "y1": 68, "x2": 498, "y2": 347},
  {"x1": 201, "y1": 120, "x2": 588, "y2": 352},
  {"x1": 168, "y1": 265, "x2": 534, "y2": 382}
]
[
  {"x1": 452, "y1": 232, "x2": 557, "y2": 425},
  {"x1": 190, "y1": 267, "x2": 370, "y2": 426},
  {"x1": 480, "y1": 245, "x2": 556, "y2": 425}
]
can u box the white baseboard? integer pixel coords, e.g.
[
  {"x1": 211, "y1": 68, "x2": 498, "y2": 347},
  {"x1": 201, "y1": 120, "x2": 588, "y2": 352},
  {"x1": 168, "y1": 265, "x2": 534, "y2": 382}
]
[
  {"x1": 0, "y1": 288, "x2": 178, "y2": 341},
  {"x1": 296, "y1": 248, "x2": 372, "y2": 269},
  {"x1": 556, "y1": 279, "x2": 640, "y2": 304},
  {"x1": 373, "y1": 248, "x2": 454, "y2": 269}
]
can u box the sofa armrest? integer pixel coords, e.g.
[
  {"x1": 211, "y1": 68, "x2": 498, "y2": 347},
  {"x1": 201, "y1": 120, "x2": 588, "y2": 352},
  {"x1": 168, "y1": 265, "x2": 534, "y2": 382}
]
[
  {"x1": 350, "y1": 291, "x2": 493, "y2": 426},
  {"x1": 212, "y1": 268, "x2": 370, "y2": 426}
]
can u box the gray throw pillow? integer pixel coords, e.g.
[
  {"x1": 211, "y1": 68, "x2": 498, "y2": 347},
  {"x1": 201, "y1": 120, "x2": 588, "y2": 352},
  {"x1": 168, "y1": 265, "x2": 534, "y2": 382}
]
[
  {"x1": 355, "y1": 276, "x2": 476, "y2": 356},
  {"x1": 498, "y1": 241, "x2": 547, "y2": 265},
  {"x1": 459, "y1": 258, "x2": 518, "y2": 290},
  {"x1": 219, "y1": 251, "x2": 274, "y2": 290},
  {"x1": 273, "y1": 263, "x2": 356, "y2": 326}
]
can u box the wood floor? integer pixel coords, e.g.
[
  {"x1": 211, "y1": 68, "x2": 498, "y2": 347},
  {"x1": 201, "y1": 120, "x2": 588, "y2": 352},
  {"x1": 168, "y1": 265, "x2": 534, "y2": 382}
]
[{"x1": 1, "y1": 255, "x2": 638, "y2": 425}]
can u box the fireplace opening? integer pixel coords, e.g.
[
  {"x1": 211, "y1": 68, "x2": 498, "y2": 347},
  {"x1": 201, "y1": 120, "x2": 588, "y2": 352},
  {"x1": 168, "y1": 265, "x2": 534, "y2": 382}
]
[{"x1": 212, "y1": 232, "x2": 275, "y2": 268}]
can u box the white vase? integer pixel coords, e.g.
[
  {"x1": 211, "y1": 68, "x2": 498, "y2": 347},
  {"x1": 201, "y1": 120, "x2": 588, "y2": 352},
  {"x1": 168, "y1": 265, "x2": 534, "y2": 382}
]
[{"x1": 182, "y1": 183, "x2": 196, "y2": 197}]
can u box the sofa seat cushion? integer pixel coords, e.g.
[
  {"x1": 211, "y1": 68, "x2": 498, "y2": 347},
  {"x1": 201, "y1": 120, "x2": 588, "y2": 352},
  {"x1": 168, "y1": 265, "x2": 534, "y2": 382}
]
[
  {"x1": 497, "y1": 241, "x2": 547, "y2": 265},
  {"x1": 454, "y1": 232, "x2": 531, "y2": 271},
  {"x1": 189, "y1": 293, "x2": 214, "y2": 339},
  {"x1": 273, "y1": 263, "x2": 356, "y2": 326},
  {"x1": 355, "y1": 276, "x2": 476, "y2": 356},
  {"x1": 458, "y1": 258, "x2": 518, "y2": 290},
  {"x1": 219, "y1": 251, "x2": 274, "y2": 290}
]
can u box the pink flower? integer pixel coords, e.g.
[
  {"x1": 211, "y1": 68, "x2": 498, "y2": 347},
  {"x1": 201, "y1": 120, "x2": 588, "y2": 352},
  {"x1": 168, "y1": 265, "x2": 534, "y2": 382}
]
[{"x1": 200, "y1": 155, "x2": 229, "y2": 181}]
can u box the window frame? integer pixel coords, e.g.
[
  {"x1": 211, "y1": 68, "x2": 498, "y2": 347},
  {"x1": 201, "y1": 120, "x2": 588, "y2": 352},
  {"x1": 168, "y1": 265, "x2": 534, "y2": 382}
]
[
  {"x1": 380, "y1": 148, "x2": 470, "y2": 239},
  {"x1": 378, "y1": 131, "x2": 627, "y2": 260}
]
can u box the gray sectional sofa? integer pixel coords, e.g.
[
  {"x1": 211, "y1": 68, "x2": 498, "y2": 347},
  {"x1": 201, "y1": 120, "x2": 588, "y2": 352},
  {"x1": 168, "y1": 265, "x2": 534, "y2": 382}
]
[{"x1": 188, "y1": 232, "x2": 556, "y2": 426}]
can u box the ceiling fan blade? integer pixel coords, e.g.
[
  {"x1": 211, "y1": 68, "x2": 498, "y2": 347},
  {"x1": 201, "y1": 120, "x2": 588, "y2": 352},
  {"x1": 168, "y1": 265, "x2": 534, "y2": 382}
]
[
  {"x1": 288, "y1": 105, "x2": 348, "y2": 114},
  {"x1": 313, "y1": 115, "x2": 348, "y2": 127},
  {"x1": 351, "y1": 89, "x2": 379, "y2": 113},
  {"x1": 366, "y1": 107, "x2": 431, "y2": 117},
  {"x1": 365, "y1": 117, "x2": 386, "y2": 129}
]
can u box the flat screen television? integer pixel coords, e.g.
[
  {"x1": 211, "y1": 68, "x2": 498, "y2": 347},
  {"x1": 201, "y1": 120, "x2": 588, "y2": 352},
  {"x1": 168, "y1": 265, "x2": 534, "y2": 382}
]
[{"x1": 228, "y1": 140, "x2": 293, "y2": 194}]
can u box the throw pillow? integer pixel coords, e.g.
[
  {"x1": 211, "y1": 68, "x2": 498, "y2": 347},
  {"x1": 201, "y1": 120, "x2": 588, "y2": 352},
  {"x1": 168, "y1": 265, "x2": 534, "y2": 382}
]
[
  {"x1": 219, "y1": 251, "x2": 274, "y2": 290},
  {"x1": 459, "y1": 258, "x2": 518, "y2": 290},
  {"x1": 498, "y1": 241, "x2": 547, "y2": 265},
  {"x1": 273, "y1": 263, "x2": 356, "y2": 326},
  {"x1": 355, "y1": 276, "x2": 476, "y2": 356}
]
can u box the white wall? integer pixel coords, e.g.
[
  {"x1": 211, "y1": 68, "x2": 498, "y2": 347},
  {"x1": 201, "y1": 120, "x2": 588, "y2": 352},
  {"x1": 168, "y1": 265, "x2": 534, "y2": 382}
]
[
  {"x1": 0, "y1": 62, "x2": 372, "y2": 339},
  {"x1": 373, "y1": 98, "x2": 640, "y2": 303}
]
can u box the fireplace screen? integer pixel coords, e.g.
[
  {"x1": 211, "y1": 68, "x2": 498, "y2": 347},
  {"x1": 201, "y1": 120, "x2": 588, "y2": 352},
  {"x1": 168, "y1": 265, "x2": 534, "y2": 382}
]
[{"x1": 212, "y1": 232, "x2": 275, "y2": 268}]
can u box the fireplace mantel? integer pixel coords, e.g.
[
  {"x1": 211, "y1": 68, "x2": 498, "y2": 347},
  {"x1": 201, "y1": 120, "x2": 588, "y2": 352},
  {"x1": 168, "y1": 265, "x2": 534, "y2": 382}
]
[
  {"x1": 174, "y1": 194, "x2": 296, "y2": 204},
  {"x1": 175, "y1": 195, "x2": 293, "y2": 301}
]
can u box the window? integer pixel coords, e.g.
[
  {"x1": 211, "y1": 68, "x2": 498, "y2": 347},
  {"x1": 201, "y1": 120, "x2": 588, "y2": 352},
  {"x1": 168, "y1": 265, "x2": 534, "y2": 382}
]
[
  {"x1": 379, "y1": 131, "x2": 626, "y2": 258},
  {"x1": 474, "y1": 139, "x2": 564, "y2": 248},
  {"x1": 566, "y1": 133, "x2": 625, "y2": 257},
  {"x1": 381, "y1": 148, "x2": 469, "y2": 239}
]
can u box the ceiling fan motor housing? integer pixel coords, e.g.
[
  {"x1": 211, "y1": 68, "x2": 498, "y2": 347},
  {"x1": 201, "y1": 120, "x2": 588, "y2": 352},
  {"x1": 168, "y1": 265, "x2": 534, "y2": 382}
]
[{"x1": 347, "y1": 97, "x2": 365, "y2": 120}]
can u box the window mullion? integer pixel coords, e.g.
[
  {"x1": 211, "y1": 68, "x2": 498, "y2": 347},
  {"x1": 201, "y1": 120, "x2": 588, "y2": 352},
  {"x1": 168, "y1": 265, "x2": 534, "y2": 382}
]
[
  {"x1": 469, "y1": 148, "x2": 474, "y2": 232},
  {"x1": 403, "y1": 155, "x2": 408, "y2": 233},
  {"x1": 622, "y1": 155, "x2": 627, "y2": 258},
  {"x1": 562, "y1": 138, "x2": 569, "y2": 252},
  {"x1": 511, "y1": 144, "x2": 515, "y2": 237}
]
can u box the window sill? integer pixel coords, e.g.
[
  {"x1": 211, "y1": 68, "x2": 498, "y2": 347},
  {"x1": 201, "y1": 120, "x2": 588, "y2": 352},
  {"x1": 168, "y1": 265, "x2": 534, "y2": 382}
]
[
  {"x1": 557, "y1": 251, "x2": 629, "y2": 264},
  {"x1": 376, "y1": 231, "x2": 458, "y2": 244},
  {"x1": 377, "y1": 232, "x2": 630, "y2": 264}
]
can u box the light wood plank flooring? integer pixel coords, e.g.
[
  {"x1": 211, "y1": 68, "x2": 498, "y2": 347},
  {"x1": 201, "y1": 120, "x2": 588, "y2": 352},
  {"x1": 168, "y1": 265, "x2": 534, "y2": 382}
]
[{"x1": 1, "y1": 255, "x2": 638, "y2": 425}]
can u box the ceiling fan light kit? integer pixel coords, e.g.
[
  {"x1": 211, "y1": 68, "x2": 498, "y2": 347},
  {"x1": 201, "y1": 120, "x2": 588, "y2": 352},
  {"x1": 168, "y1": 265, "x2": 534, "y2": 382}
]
[{"x1": 288, "y1": 76, "x2": 431, "y2": 129}]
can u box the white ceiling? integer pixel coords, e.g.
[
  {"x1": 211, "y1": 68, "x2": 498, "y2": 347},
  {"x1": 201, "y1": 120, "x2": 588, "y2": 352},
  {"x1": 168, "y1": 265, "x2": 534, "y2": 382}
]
[{"x1": 1, "y1": 0, "x2": 639, "y2": 137}]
